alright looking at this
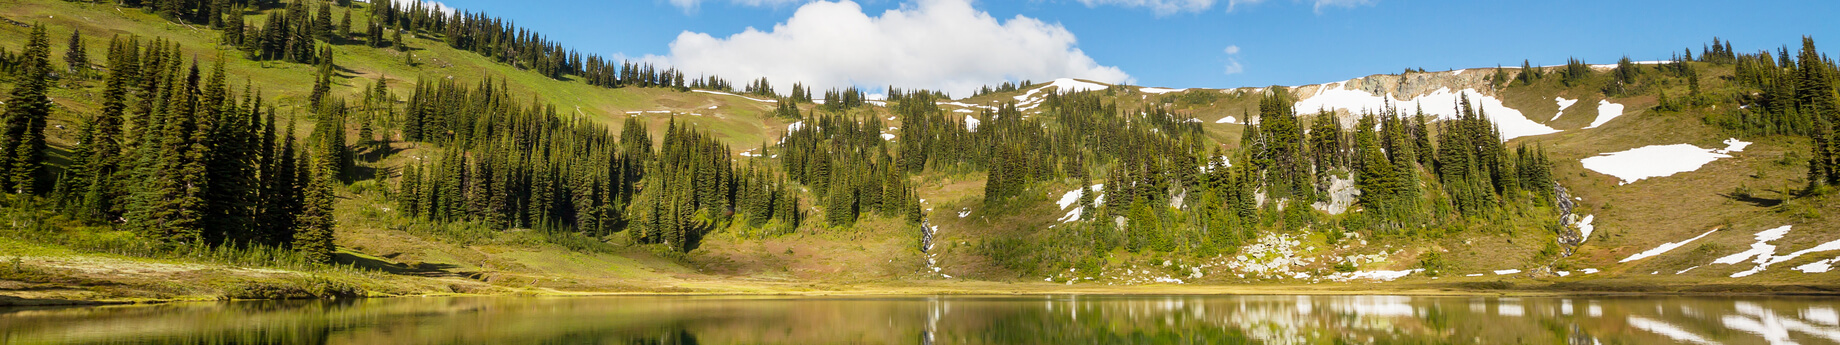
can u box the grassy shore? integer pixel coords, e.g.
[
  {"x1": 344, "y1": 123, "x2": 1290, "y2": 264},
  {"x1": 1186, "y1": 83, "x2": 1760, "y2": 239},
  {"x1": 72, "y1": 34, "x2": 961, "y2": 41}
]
[{"x1": 7, "y1": 228, "x2": 1839, "y2": 308}]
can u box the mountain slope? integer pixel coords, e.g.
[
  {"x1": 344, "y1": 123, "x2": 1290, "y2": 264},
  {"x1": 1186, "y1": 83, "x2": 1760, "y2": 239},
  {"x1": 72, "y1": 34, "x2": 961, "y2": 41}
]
[{"x1": 0, "y1": 0, "x2": 1835, "y2": 302}]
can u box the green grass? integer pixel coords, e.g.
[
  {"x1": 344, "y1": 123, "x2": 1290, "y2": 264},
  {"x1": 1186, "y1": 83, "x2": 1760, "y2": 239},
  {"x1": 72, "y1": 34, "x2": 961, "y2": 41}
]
[{"x1": 3, "y1": 1, "x2": 1835, "y2": 294}]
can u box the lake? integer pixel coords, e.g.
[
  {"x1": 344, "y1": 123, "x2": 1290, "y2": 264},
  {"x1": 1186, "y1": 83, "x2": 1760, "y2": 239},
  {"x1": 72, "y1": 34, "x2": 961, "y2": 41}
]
[{"x1": 3, "y1": 294, "x2": 1837, "y2": 344}]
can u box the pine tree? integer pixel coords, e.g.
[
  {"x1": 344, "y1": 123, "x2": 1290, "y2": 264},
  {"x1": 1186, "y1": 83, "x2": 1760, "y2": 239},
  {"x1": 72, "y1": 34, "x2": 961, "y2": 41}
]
[
  {"x1": 65, "y1": 29, "x2": 89, "y2": 78},
  {"x1": 294, "y1": 147, "x2": 337, "y2": 263},
  {"x1": 337, "y1": 8, "x2": 352, "y2": 43},
  {"x1": 67, "y1": 36, "x2": 135, "y2": 221},
  {"x1": 0, "y1": 25, "x2": 54, "y2": 195},
  {"x1": 309, "y1": 48, "x2": 333, "y2": 109}
]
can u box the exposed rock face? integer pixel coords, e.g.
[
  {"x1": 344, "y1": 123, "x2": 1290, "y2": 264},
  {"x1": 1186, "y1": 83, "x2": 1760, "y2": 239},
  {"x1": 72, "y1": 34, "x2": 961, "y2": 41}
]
[{"x1": 1311, "y1": 175, "x2": 1360, "y2": 215}]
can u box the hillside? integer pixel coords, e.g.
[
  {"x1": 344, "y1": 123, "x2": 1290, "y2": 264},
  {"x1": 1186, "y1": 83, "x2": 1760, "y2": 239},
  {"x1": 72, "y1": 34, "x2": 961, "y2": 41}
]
[{"x1": 1, "y1": 1, "x2": 1837, "y2": 303}]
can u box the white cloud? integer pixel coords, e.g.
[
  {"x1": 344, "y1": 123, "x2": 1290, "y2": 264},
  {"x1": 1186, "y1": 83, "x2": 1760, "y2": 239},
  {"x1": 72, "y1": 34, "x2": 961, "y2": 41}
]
[
  {"x1": 1227, "y1": 0, "x2": 1377, "y2": 13},
  {"x1": 1075, "y1": 0, "x2": 1216, "y2": 16},
  {"x1": 655, "y1": 0, "x2": 1132, "y2": 97},
  {"x1": 1222, "y1": 45, "x2": 1244, "y2": 75}
]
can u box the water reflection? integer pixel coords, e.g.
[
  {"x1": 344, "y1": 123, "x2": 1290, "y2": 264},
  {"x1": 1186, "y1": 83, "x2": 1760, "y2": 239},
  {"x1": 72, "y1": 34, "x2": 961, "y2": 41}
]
[{"x1": 3, "y1": 294, "x2": 1838, "y2": 344}]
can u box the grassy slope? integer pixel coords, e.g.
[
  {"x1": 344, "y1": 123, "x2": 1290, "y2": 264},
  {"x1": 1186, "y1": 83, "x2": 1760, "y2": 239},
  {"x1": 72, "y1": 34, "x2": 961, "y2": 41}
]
[{"x1": 0, "y1": 1, "x2": 1833, "y2": 303}]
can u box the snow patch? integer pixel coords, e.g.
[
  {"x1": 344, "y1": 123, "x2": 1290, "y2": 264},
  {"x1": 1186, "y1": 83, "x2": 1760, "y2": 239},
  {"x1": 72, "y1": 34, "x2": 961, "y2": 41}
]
[
  {"x1": 964, "y1": 115, "x2": 981, "y2": 132},
  {"x1": 1056, "y1": 184, "x2": 1105, "y2": 210},
  {"x1": 880, "y1": 133, "x2": 896, "y2": 141},
  {"x1": 1215, "y1": 116, "x2": 1237, "y2": 124},
  {"x1": 1714, "y1": 225, "x2": 1840, "y2": 278},
  {"x1": 1493, "y1": 269, "x2": 1521, "y2": 275},
  {"x1": 1619, "y1": 228, "x2": 1719, "y2": 262},
  {"x1": 1796, "y1": 257, "x2": 1839, "y2": 273},
  {"x1": 1577, "y1": 215, "x2": 1596, "y2": 243},
  {"x1": 1291, "y1": 86, "x2": 1559, "y2": 140},
  {"x1": 937, "y1": 101, "x2": 997, "y2": 111},
  {"x1": 1580, "y1": 142, "x2": 1738, "y2": 185},
  {"x1": 1583, "y1": 100, "x2": 1624, "y2": 129},
  {"x1": 1717, "y1": 138, "x2": 1753, "y2": 153},
  {"x1": 1551, "y1": 97, "x2": 1578, "y2": 121},
  {"x1": 1015, "y1": 78, "x2": 1109, "y2": 102},
  {"x1": 1139, "y1": 87, "x2": 1186, "y2": 94},
  {"x1": 691, "y1": 89, "x2": 777, "y2": 103}
]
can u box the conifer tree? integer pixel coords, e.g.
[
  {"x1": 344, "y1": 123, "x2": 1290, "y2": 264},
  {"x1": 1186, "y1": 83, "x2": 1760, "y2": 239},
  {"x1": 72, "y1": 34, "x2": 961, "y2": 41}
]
[
  {"x1": 0, "y1": 25, "x2": 54, "y2": 195},
  {"x1": 66, "y1": 36, "x2": 135, "y2": 221},
  {"x1": 65, "y1": 29, "x2": 88, "y2": 78},
  {"x1": 294, "y1": 147, "x2": 337, "y2": 263},
  {"x1": 309, "y1": 48, "x2": 334, "y2": 109}
]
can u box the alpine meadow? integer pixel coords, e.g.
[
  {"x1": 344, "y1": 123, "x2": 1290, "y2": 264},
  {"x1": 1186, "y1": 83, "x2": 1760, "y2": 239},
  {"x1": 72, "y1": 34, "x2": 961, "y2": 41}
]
[{"x1": 2, "y1": 0, "x2": 1840, "y2": 344}]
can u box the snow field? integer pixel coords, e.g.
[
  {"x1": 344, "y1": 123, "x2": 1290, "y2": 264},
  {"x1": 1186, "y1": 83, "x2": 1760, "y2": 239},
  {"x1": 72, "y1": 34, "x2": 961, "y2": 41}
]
[
  {"x1": 1290, "y1": 85, "x2": 1559, "y2": 140},
  {"x1": 1579, "y1": 138, "x2": 1751, "y2": 185},
  {"x1": 1583, "y1": 100, "x2": 1625, "y2": 129}
]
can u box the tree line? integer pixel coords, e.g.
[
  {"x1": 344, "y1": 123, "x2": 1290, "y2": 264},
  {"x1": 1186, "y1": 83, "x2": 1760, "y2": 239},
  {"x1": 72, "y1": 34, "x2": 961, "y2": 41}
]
[{"x1": 0, "y1": 26, "x2": 337, "y2": 261}]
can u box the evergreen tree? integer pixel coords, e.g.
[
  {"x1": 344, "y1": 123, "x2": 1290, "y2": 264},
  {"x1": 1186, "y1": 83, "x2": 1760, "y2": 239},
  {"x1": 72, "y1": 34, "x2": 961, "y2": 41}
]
[
  {"x1": 294, "y1": 147, "x2": 337, "y2": 263},
  {"x1": 0, "y1": 25, "x2": 54, "y2": 195},
  {"x1": 64, "y1": 29, "x2": 89, "y2": 78},
  {"x1": 66, "y1": 36, "x2": 136, "y2": 221}
]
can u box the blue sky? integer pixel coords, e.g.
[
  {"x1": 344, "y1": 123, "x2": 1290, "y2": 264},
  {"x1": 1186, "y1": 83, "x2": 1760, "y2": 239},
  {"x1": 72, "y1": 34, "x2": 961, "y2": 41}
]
[{"x1": 420, "y1": 0, "x2": 1839, "y2": 95}]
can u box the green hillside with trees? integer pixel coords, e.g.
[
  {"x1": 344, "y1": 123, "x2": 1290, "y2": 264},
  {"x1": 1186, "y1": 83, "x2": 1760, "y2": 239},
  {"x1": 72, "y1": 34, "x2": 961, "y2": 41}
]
[{"x1": 0, "y1": 0, "x2": 1836, "y2": 301}]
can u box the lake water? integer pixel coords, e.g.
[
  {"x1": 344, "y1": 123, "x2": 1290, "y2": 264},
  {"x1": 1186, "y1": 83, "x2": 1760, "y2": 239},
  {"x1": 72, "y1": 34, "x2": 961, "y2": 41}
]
[{"x1": 3, "y1": 294, "x2": 1838, "y2": 344}]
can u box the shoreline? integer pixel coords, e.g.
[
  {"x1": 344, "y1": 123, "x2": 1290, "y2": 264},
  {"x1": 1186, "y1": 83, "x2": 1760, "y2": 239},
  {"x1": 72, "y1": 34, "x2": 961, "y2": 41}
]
[{"x1": 9, "y1": 280, "x2": 1840, "y2": 308}]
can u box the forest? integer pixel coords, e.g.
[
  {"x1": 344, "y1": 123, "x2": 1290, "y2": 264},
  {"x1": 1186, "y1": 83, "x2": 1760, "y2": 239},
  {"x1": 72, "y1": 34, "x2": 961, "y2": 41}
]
[{"x1": 0, "y1": 1, "x2": 1834, "y2": 281}]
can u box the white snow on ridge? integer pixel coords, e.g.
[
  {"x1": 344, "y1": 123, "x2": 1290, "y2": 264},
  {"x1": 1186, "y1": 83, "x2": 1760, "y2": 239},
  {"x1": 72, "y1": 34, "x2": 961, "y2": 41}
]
[
  {"x1": 1015, "y1": 78, "x2": 1109, "y2": 102},
  {"x1": 964, "y1": 115, "x2": 981, "y2": 132},
  {"x1": 1620, "y1": 228, "x2": 1719, "y2": 263},
  {"x1": 937, "y1": 101, "x2": 997, "y2": 111},
  {"x1": 1580, "y1": 140, "x2": 1748, "y2": 185},
  {"x1": 1216, "y1": 116, "x2": 1237, "y2": 124},
  {"x1": 1584, "y1": 100, "x2": 1625, "y2": 129},
  {"x1": 1713, "y1": 225, "x2": 1840, "y2": 277},
  {"x1": 1140, "y1": 87, "x2": 1186, "y2": 94},
  {"x1": 690, "y1": 89, "x2": 778, "y2": 103},
  {"x1": 1493, "y1": 269, "x2": 1522, "y2": 275},
  {"x1": 1290, "y1": 86, "x2": 1559, "y2": 141},
  {"x1": 1552, "y1": 97, "x2": 1578, "y2": 121}
]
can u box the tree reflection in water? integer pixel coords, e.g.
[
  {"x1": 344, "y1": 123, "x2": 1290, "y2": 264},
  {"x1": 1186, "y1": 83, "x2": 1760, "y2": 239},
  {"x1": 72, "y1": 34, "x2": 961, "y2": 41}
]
[{"x1": 3, "y1": 295, "x2": 1837, "y2": 344}]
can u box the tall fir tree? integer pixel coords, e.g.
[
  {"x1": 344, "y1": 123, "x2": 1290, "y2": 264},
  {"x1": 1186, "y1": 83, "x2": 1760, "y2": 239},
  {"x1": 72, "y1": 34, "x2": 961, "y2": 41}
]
[
  {"x1": 64, "y1": 29, "x2": 89, "y2": 77},
  {"x1": 0, "y1": 25, "x2": 54, "y2": 195}
]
